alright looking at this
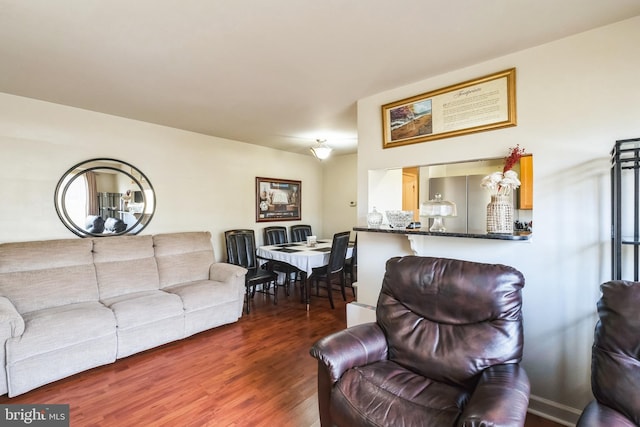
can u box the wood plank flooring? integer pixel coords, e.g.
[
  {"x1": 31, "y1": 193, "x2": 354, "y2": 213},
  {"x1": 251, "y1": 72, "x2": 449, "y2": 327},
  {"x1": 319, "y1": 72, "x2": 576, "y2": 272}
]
[{"x1": 0, "y1": 286, "x2": 562, "y2": 427}]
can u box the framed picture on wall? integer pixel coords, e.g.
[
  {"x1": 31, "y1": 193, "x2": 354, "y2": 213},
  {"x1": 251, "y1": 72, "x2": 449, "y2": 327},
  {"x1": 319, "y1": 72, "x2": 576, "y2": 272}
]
[
  {"x1": 382, "y1": 68, "x2": 517, "y2": 148},
  {"x1": 256, "y1": 177, "x2": 301, "y2": 222}
]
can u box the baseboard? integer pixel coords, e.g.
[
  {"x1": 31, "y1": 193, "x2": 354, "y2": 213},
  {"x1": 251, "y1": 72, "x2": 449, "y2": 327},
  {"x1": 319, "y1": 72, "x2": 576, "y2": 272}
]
[
  {"x1": 528, "y1": 394, "x2": 583, "y2": 426},
  {"x1": 346, "y1": 301, "x2": 376, "y2": 327}
]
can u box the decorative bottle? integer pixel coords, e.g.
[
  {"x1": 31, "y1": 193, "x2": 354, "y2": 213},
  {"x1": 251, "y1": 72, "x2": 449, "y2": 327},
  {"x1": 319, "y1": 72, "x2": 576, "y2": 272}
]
[{"x1": 367, "y1": 207, "x2": 383, "y2": 228}]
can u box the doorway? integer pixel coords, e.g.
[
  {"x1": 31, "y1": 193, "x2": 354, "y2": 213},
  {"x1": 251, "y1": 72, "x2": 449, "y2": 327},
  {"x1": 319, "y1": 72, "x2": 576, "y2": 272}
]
[{"x1": 402, "y1": 167, "x2": 419, "y2": 221}]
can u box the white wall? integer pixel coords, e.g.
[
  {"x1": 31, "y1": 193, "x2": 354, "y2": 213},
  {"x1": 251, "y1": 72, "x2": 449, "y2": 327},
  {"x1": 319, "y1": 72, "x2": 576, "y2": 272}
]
[
  {"x1": 0, "y1": 93, "x2": 326, "y2": 259},
  {"x1": 356, "y1": 16, "x2": 640, "y2": 424},
  {"x1": 321, "y1": 153, "x2": 358, "y2": 239},
  {"x1": 368, "y1": 169, "x2": 402, "y2": 217}
]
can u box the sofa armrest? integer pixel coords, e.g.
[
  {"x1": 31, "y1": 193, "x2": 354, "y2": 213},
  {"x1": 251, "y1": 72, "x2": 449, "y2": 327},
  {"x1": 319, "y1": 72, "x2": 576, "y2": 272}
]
[
  {"x1": 209, "y1": 262, "x2": 247, "y2": 282},
  {"x1": 0, "y1": 296, "x2": 25, "y2": 338},
  {"x1": 458, "y1": 364, "x2": 530, "y2": 427},
  {"x1": 310, "y1": 322, "x2": 388, "y2": 384}
]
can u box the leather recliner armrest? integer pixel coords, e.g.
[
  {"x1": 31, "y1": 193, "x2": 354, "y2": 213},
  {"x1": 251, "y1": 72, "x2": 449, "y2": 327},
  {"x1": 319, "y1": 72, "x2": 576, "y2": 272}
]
[
  {"x1": 458, "y1": 364, "x2": 530, "y2": 427},
  {"x1": 310, "y1": 322, "x2": 388, "y2": 384},
  {"x1": 310, "y1": 323, "x2": 388, "y2": 427}
]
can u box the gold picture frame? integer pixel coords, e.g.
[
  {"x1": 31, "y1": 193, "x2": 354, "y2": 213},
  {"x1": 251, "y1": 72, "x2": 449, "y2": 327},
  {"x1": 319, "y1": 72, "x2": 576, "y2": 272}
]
[
  {"x1": 382, "y1": 68, "x2": 517, "y2": 148},
  {"x1": 256, "y1": 177, "x2": 301, "y2": 222}
]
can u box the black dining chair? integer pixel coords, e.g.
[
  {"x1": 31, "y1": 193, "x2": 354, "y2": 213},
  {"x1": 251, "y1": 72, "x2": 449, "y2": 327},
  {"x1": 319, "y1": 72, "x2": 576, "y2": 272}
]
[
  {"x1": 344, "y1": 234, "x2": 357, "y2": 297},
  {"x1": 224, "y1": 229, "x2": 278, "y2": 314},
  {"x1": 290, "y1": 224, "x2": 313, "y2": 243},
  {"x1": 263, "y1": 226, "x2": 299, "y2": 295},
  {"x1": 308, "y1": 231, "x2": 351, "y2": 309},
  {"x1": 264, "y1": 226, "x2": 288, "y2": 245}
]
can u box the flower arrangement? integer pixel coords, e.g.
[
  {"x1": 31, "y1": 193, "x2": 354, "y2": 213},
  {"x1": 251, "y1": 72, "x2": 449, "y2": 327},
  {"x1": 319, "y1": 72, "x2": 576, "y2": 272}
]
[{"x1": 481, "y1": 145, "x2": 526, "y2": 196}]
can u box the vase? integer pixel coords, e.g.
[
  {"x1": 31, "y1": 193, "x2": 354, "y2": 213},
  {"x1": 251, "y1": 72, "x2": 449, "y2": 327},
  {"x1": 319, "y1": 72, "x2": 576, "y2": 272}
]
[
  {"x1": 367, "y1": 207, "x2": 383, "y2": 228},
  {"x1": 486, "y1": 194, "x2": 513, "y2": 234}
]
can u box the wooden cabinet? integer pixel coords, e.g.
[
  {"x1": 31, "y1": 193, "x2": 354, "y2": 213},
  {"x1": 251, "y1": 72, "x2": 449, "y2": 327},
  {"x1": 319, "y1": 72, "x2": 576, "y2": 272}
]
[
  {"x1": 402, "y1": 167, "x2": 420, "y2": 220},
  {"x1": 518, "y1": 155, "x2": 533, "y2": 210}
]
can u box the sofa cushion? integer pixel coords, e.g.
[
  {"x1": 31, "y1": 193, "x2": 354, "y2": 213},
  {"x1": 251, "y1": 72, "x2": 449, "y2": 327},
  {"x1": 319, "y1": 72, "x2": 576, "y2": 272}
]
[
  {"x1": 104, "y1": 217, "x2": 126, "y2": 233},
  {"x1": 6, "y1": 302, "x2": 116, "y2": 364},
  {"x1": 93, "y1": 235, "x2": 160, "y2": 300},
  {"x1": 164, "y1": 279, "x2": 238, "y2": 312},
  {"x1": 102, "y1": 290, "x2": 184, "y2": 330},
  {"x1": 153, "y1": 232, "x2": 215, "y2": 289},
  {"x1": 331, "y1": 359, "x2": 470, "y2": 427},
  {"x1": 85, "y1": 215, "x2": 105, "y2": 234},
  {"x1": 5, "y1": 302, "x2": 117, "y2": 397},
  {"x1": 0, "y1": 239, "x2": 98, "y2": 314}
]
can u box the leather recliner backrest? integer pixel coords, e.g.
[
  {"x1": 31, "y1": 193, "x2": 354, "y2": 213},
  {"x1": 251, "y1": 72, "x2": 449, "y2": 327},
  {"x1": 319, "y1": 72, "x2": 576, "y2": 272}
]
[
  {"x1": 376, "y1": 256, "x2": 525, "y2": 390},
  {"x1": 591, "y1": 280, "x2": 640, "y2": 425}
]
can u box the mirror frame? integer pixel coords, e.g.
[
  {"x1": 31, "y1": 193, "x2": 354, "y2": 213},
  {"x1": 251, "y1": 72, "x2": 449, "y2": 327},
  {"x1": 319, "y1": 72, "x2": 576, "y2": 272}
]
[{"x1": 54, "y1": 158, "x2": 156, "y2": 238}]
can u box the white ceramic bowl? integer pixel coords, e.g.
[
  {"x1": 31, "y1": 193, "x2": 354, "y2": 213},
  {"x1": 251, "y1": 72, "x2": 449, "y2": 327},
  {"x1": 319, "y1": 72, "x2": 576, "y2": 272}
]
[{"x1": 385, "y1": 210, "x2": 414, "y2": 228}]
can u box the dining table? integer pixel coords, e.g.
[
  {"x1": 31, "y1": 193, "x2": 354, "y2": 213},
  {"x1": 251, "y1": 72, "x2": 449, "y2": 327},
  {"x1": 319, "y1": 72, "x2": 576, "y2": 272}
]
[{"x1": 256, "y1": 239, "x2": 353, "y2": 310}]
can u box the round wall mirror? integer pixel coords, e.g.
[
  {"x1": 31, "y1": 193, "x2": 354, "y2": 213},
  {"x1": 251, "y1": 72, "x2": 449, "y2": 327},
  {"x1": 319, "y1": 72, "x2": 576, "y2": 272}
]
[{"x1": 54, "y1": 158, "x2": 156, "y2": 237}]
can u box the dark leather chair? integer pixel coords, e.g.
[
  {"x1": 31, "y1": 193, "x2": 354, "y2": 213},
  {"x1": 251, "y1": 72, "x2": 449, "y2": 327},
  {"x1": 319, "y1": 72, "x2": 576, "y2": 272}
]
[
  {"x1": 290, "y1": 224, "x2": 312, "y2": 243},
  {"x1": 576, "y1": 280, "x2": 640, "y2": 427},
  {"x1": 310, "y1": 256, "x2": 530, "y2": 427},
  {"x1": 263, "y1": 226, "x2": 299, "y2": 295},
  {"x1": 264, "y1": 226, "x2": 288, "y2": 245},
  {"x1": 308, "y1": 231, "x2": 351, "y2": 309},
  {"x1": 344, "y1": 234, "x2": 357, "y2": 296},
  {"x1": 224, "y1": 229, "x2": 278, "y2": 314}
]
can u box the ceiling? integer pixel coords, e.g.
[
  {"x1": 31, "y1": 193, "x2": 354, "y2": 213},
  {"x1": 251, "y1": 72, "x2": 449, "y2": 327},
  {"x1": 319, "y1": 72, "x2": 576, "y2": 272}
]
[{"x1": 1, "y1": 1, "x2": 639, "y2": 157}]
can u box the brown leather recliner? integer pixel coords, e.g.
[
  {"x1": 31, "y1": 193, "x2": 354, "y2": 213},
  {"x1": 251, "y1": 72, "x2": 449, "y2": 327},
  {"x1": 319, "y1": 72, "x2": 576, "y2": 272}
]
[
  {"x1": 576, "y1": 280, "x2": 640, "y2": 427},
  {"x1": 310, "y1": 256, "x2": 530, "y2": 427}
]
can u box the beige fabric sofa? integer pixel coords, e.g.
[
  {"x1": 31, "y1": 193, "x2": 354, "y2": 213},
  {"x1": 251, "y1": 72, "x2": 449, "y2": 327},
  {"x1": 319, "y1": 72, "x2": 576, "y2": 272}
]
[{"x1": 0, "y1": 231, "x2": 247, "y2": 397}]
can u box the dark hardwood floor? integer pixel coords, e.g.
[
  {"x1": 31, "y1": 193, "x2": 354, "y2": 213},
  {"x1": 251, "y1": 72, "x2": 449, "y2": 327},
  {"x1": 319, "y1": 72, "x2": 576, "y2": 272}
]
[{"x1": 0, "y1": 285, "x2": 562, "y2": 427}]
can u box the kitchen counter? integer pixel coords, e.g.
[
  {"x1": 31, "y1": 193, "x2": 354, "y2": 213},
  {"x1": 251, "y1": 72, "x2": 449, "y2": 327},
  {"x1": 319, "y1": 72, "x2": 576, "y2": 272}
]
[{"x1": 352, "y1": 226, "x2": 532, "y2": 241}]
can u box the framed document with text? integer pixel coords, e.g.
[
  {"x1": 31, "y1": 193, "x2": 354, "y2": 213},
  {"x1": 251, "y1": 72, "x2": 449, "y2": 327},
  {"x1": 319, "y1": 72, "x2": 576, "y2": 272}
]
[
  {"x1": 255, "y1": 177, "x2": 301, "y2": 222},
  {"x1": 382, "y1": 68, "x2": 516, "y2": 148}
]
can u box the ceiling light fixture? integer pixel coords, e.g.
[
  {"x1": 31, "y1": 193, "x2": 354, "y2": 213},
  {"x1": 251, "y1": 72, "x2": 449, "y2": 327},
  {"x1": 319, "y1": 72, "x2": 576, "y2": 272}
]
[{"x1": 310, "y1": 139, "x2": 332, "y2": 160}]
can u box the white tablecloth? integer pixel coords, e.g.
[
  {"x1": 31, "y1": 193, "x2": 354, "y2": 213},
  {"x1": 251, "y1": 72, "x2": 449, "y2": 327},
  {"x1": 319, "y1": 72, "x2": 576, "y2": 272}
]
[{"x1": 257, "y1": 239, "x2": 353, "y2": 276}]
